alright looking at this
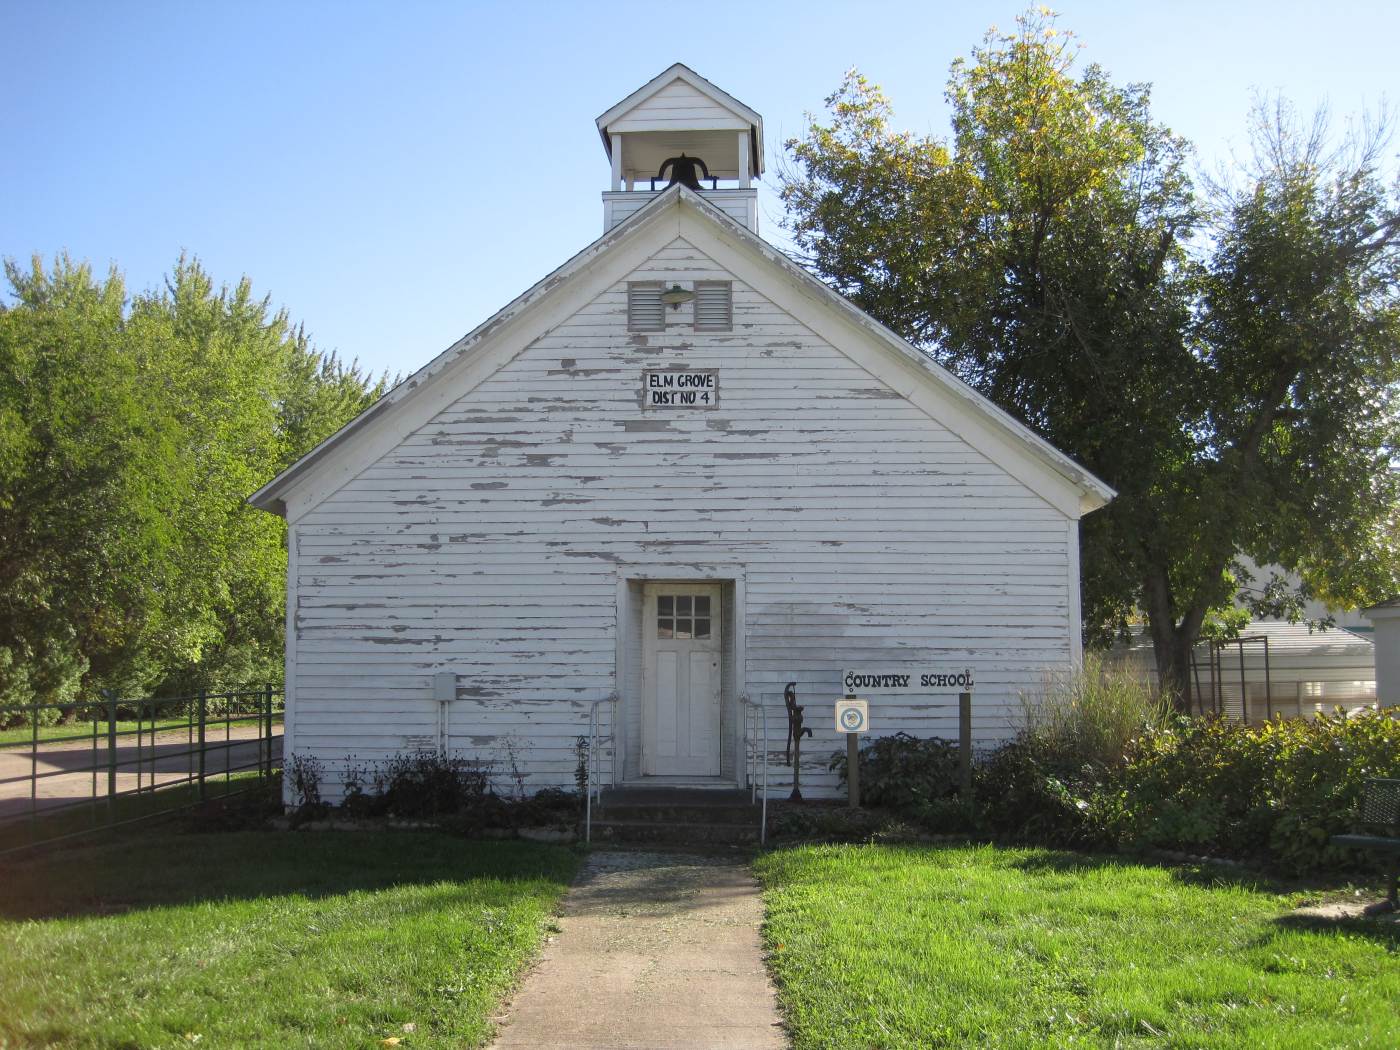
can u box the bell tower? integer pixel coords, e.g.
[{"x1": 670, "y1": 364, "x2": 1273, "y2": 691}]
[{"x1": 596, "y1": 64, "x2": 764, "y2": 234}]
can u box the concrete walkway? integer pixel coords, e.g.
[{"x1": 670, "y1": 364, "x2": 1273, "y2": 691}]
[{"x1": 489, "y1": 849, "x2": 787, "y2": 1050}]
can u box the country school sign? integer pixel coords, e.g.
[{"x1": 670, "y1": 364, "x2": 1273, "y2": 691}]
[{"x1": 842, "y1": 668, "x2": 975, "y2": 695}]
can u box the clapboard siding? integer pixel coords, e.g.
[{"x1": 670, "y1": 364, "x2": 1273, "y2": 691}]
[
  {"x1": 604, "y1": 190, "x2": 756, "y2": 231},
  {"x1": 291, "y1": 236, "x2": 1074, "y2": 799}
]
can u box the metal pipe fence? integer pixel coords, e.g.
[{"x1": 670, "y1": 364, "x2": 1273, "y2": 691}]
[{"x1": 0, "y1": 685, "x2": 283, "y2": 854}]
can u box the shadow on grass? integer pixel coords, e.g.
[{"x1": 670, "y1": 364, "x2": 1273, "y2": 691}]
[
  {"x1": 1160, "y1": 860, "x2": 1281, "y2": 894},
  {"x1": 0, "y1": 826, "x2": 579, "y2": 922},
  {"x1": 1005, "y1": 846, "x2": 1372, "y2": 898},
  {"x1": 0, "y1": 768, "x2": 281, "y2": 854},
  {"x1": 1162, "y1": 857, "x2": 1398, "y2": 901},
  {"x1": 1006, "y1": 849, "x2": 1136, "y2": 876},
  {"x1": 1271, "y1": 910, "x2": 1400, "y2": 949}
]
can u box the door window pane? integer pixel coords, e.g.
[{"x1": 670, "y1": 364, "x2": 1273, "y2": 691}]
[{"x1": 656, "y1": 593, "x2": 713, "y2": 640}]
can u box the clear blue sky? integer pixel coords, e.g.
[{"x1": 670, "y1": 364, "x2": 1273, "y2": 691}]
[{"x1": 3, "y1": 1, "x2": 1395, "y2": 380}]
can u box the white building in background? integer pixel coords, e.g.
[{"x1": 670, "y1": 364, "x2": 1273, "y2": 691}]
[
  {"x1": 1365, "y1": 599, "x2": 1400, "y2": 709},
  {"x1": 250, "y1": 65, "x2": 1114, "y2": 800},
  {"x1": 1203, "y1": 561, "x2": 1378, "y2": 720},
  {"x1": 1188, "y1": 621, "x2": 1375, "y2": 721},
  {"x1": 1116, "y1": 560, "x2": 1379, "y2": 720}
]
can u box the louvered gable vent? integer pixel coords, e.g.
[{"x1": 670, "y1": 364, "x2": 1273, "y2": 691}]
[
  {"x1": 627, "y1": 282, "x2": 664, "y2": 331},
  {"x1": 694, "y1": 281, "x2": 732, "y2": 331}
]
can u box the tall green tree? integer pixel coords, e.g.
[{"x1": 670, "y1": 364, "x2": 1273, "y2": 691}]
[
  {"x1": 781, "y1": 11, "x2": 1400, "y2": 704},
  {"x1": 0, "y1": 254, "x2": 384, "y2": 708}
]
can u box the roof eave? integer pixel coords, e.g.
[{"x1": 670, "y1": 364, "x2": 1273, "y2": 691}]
[
  {"x1": 251, "y1": 183, "x2": 1113, "y2": 520},
  {"x1": 595, "y1": 63, "x2": 764, "y2": 175},
  {"x1": 669, "y1": 186, "x2": 1115, "y2": 512},
  {"x1": 1364, "y1": 597, "x2": 1400, "y2": 618},
  {"x1": 246, "y1": 186, "x2": 691, "y2": 516}
]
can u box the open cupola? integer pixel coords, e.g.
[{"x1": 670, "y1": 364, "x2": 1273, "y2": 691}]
[{"x1": 597, "y1": 63, "x2": 763, "y2": 233}]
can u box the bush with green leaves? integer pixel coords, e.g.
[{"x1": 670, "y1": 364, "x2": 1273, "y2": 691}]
[
  {"x1": 830, "y1": 732, "x2": 979, "y2": 833},
  {"x1": 973, "y1": 657, "x2": 1166, "y2": 846},
  {"x1": 1108, "y1": 709, "x2": 1400, "y2": 872},
  {"x1": 974, "y1": 695, "x2": 1400, "y2": 872},
  {"x1": 830, "y1": 732, "x2": 961, "y2": 810},
  {"x1": 973, "y1": 740, "x2": 1115, "y2": 848},
  {"x1": 846, "y1": 659, "x2": 1395, "y2": 875}
]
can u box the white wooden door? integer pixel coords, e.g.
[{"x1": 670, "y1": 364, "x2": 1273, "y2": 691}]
[{"x1": 642, "y1": 583, "x2": 722, "y2": 776}]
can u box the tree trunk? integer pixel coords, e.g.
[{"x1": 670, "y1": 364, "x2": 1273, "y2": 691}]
[
  {"x1": 1153, "y1": 627, "x2": 1198, "y2": 714},
  {"x1": 1144, "y1": 566, "x2": 1208, "y2": 713}
]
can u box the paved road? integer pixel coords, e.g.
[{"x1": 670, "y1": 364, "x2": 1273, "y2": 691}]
[
  {"x1": 0, "y1": 725, "x2": 281, "y2": 824},
  {"x1": 489, "y1": 849, "x2": 787, "y2": 1050}
]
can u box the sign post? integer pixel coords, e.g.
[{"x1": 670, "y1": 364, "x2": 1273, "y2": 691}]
[
  {"x1": 834, "y1": 698, "x2": 869, "y2": 809},
  {"x1": 958, "y1": 690, "x2": 973, "y2": 795}
]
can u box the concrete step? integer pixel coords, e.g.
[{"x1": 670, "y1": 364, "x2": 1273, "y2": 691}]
[
  {"x1": 598, "y1": 802, "x2": 759, "y2": 824},
  {"x1": 603, "y1": 787, "x2": 754, "y2": 806},
  {"x1": 589, "y1": 787, "x2": 764, "y2": 845},
  {"x1": 597, "y1": 788, "x2": 758, "y2": 824},
  {"x1": 589, "y1": 819, "x2": 761, "y2": 846}
]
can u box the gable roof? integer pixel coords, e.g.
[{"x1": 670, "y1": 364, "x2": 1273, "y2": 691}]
[
  {"x1": 1365, "y1": 597, "x2": 1400, "y2": 621},
  {"x1": 596, "y1": 63, "x2": 764, "y2": 177},
  {"x1": 249, "y1": 184, "x2": 1114, "y2": 519},
  {"x1": 1127, "y1": 619, "x2": 1374, "y2": 657}
]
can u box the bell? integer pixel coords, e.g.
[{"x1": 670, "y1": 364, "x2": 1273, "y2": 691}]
[{"x1": 655, "y1": 152, "x2": 711, "y2": 191}]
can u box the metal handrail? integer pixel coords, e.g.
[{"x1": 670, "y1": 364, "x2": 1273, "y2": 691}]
[
  {"x1": 585, "y1": 693, "x2": 618, "y2": 843},
  {"x1": 740, "y1": 693, "x2": 768, "y2": 845}
]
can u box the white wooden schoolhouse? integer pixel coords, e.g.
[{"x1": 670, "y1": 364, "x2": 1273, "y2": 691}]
[{"x1": 250, "y1": 65, "x2": 1114, "y2": 801}]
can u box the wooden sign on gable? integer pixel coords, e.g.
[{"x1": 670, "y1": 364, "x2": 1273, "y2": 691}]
[{"x1": 642, "y1": 369, "x2": 718, "y2": 408}]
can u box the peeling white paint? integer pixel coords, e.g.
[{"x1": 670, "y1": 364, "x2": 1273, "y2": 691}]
[{"x1": 277, "y1": 233, "x2": 1093, "y2": 801}]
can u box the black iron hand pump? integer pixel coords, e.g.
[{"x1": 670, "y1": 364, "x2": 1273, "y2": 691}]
[{"x1": 783, "y1": 682, "x2": 813, "y2": 801}]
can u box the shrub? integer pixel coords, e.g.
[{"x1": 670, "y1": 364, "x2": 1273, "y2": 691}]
[
  {"x1": 769, "y1": 802, "x2": 919, "y2": 843},
  {"x1": 829, "y1": 732, "x2": 981, "y2": 834},
  {"x1": 1103, "y1": 716, "x2": 1273, "y2": 854},
  {"x1": 1265, "y1": 710, "x2": 1400, "y2": 871},
  {"x1": 338, "y1": 757, "x2": 377, "y2": 818},
  {"x1": 1110, "y1": 708, "x2": 1400, "y2": 872},
  {"x1": 285, "y1": 752, "x2": 326, "y2": 816},
  {"x1": 870, "y1": 656, "x2": 1398, "y2": 874},
  {"x1": 373, "y1": 751, "x2": 494, "y2": 819},
  {"x1": 830, "y1": 732, "x2": 962, "y2": 812},
  {"x1": 510, "y1": 786, "x2": 583, "y2": 824},
  {"x1": 973, "y1": 656, "x2": 1165, "y2": 846},
  {"x1": 574, "y1": 736, "x2": 589, "y2": 797},
  {"x1": 1019, "y1": 653, "x2": 1168, "y2": 772},
  {"x1": 974, "y1": 740, "x2": 1114, "y2": 847}
]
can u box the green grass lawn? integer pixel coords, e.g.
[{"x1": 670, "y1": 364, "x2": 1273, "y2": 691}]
[
  {"x1": 0, "y1": 718, "x2": 190, "y2": 748},
  {"x1": 757, "y1": 843, "x2": 1400, "y2": 1050},
  {"x1": 0, "y1": 829, "x2": 578, "y2": 1048}
]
